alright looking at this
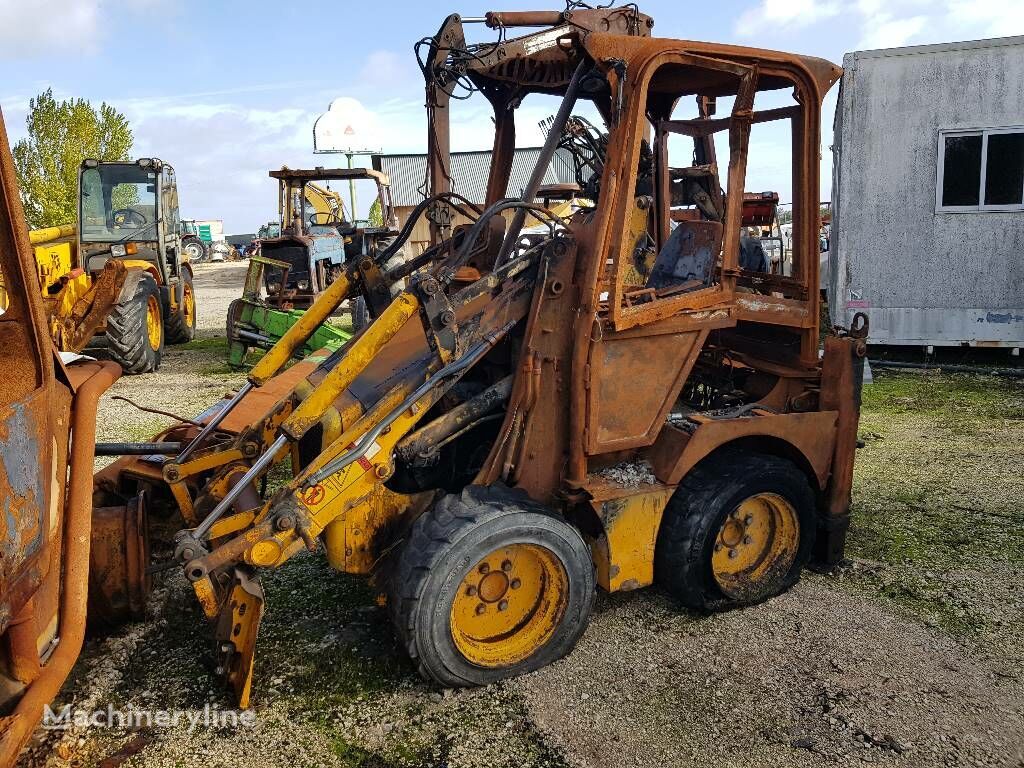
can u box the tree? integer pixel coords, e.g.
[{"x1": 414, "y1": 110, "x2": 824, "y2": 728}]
[
  {"x1": 368, "y1": 197, "x2": 383, "y2": 227},
  {"x1": 12, "y1": 89, "x2": 133, "y2": 229}
]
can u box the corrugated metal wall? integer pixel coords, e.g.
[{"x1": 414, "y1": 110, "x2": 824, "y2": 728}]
[{"x1": 374, "y1": 147, "x2": 576, "y2": 208}]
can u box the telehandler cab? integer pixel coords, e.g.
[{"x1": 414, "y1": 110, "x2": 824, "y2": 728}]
[{"x1": 93, "y1": 5, "x2": 868, "y2": 709}]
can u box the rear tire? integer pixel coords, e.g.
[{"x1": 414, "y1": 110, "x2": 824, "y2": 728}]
[
  {"x1": 655, "y1": 451, "x2": 816, "y2": 611},
  {"x1": 388, "y1": 485, "x2": 595, "y2": 687},
  {"x1": 164, "y1": 270, "x2": 197, "y2": 344},
  {"x1": 183, "y1": 237, "x2": 207, "y2": 263},
  {"x1": 106, "y1": 274, "x2": 163, "y2": 374}
]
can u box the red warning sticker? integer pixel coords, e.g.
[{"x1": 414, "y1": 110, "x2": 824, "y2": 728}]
[{"x1": 301, "y1": 484, "x2": 326, "y2": 507}]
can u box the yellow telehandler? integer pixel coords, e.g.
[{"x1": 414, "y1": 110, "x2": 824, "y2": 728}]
[{"x1": 0, "y1": 159, "x2": 199, "y2": 374}]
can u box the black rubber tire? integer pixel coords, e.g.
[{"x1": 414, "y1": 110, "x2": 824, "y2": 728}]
[
  {"x1": 351, "y1": 295, "x2": 370, "y2": 331},
  {"x1": 388, "y1": 485, "x2": 595, "y2": 687},
  {"x1": 182, "y1": 237, "x2": 207, "y2": 263},
  {"x1": 654, "y1": 451, "x2": 816, "y2": 611},
  {"x1": 164, "y1": 270, "x2": 196, "y2": 344},
  {"x1": 105, "y1": 274, "x2": 163, "y2": 374}
]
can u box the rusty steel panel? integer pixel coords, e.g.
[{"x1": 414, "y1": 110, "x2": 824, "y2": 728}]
[
  {"x1": 0, "y1": 397, "x2": 48, "y2": 632},
  {"x1": 585, "y1": 329, "x2": 705, "y2": 453}
]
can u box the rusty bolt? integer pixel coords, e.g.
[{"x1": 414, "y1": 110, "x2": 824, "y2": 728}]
[
  {"x1": 501, "y1": 559, "x2": 512, "y2": 572},
  {"x1": 360, "y1": 257, "x2": 373, "y2": 271},
  {"x1": 498, "y1": 600, "x2": 509, "y2": 612},
  {"x1": 466, "y1": 586, "x2": 478, "y2": 597},
  {"x1": 510, "y1": 578, "x2": 521, "y2": 589},
  {"x1": 421, "y1": 279, "x2": 438, "y2": 296},
  {"x1": 374, "y1": 463, "x2": 391, "y2": 479},
  {"x1": 164, "y1": 466, "x2": 180, "y2": 482},
  {"x1": 180, "y1": 546, "x2": 195, "y2": 561},
  {"x1": 276, "y1": 515, "x2": 295, "y2": 532},
  {"x1": 714, "y1": 543, "x2": 722, "y2": 552},
  {"x1": 479, "y1": 562, "x2": 490, "y2": 574},
  {"x1": 728, "y1": 549, "x2": 738, "y2": 559},
  {"x1": 744, "y1": 515, "x2": 754, "y2": 526},
  {"x1": 743, "y1": 535, "x2": 752, "y2": 545},
  {"x1": 440, "y1": 310, "x2": 456, "y2": 326},
  {"x1": 475, "y1": 604, "x2": 486, "y2": 615}
]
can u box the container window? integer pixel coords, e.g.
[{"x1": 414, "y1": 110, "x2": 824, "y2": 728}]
[
  {"x1": 937, "y1": 128, "x2": 1024, "y2": 212},
  {"x1": 984, "y1": 132, "x2": 1024, "y2": 206},
  {"x1": 941, "y1": 135, "x2": 982, "y2": 207}
]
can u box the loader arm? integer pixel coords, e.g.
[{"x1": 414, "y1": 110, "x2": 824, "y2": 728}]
[{"x1": 174, "y1": 251, "x2": 539, "y2": 706}]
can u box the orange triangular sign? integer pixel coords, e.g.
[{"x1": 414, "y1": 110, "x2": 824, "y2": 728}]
[{"x1": 344, "y1": 125, "x2": 355, "y2": 135}]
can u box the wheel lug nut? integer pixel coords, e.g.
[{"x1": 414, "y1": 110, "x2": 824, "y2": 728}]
[
  {"x1": 501, "y1": 559, "x2": 512, "y2": 572},
  {"x1": 744, "y1": 515, "x2": 753, "y2": 526},
  {"x1": 475, "y1": 604, "x2": 486, "y2": 615},
  {"x1": 498, "y1": 599, "x2": 509, "y2": 612},
  {"x1": 466, "y1": 586, "x2": 478, "y2": 597},
  {"x1": 714, "y1": 543, "x2": 722, "y2": 552},
  {"x1": 510, "y1": 578, "x2": 521, "y2": 589},
  {"x1": 728, "y1": 549, "x2": 738, "y2": 559},
  {"x1": 742, "y1": 535, "x2": 752, "y2": 545},
  {"x1": 479, "y1": 563, "x2": 490, "y2": 574}
]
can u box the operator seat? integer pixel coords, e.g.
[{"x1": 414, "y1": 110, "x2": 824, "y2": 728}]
[{"x1": 646, "y1": 219, "x2": 722, "y2": 291}]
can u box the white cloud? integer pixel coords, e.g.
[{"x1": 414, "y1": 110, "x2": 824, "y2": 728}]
[
  {"x1": 0, "y1": 0, "x2": 100, "y2": 58},
  {"x1": 0, "y1": 0, "x2": 169, "y2": 60},
  {"x1": 858, "y1": 14, "x2": 929, "y2": 48},
  {"x1": 946, "y1": 0, "x2": 1024, "y2": 36},
  {"x1": 735, "y1": 0, "x2": 842, "y2": 35}
]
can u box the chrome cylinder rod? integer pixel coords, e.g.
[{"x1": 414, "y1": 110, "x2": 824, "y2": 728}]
[
  {"x1": 177, "y1": 381, "x2": 255, "y2": 462},
  {"x1": 193, "y1": 434, "x2": 288, "y2": 540}
]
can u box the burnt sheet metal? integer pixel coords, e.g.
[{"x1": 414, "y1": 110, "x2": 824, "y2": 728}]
[{"x1": 0, "y1": 399, "x2": 47, "y2": 632}]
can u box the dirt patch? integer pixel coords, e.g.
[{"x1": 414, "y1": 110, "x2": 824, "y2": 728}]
[{"x1": 518, "y1": 579, "x2": 1023, "y2": 768}]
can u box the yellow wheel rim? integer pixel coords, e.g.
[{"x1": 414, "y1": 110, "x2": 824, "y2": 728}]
[
  {"x1": 183, "y1": 282, "x2": 196, "y2": 327},
  {"x1": 146, "y1": 295, "x2": 162, "y2": 351},
  {"x1": 450, "y1": 543, "x2": 568, "y2": 668},
  {"x1": 711, "y1": 492, "x2": 799, "y2": 599}
]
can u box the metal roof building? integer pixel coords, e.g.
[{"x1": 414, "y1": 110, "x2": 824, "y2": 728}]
[{"x1": 372, "y1": 147, "x2": 576, "y2": 207}]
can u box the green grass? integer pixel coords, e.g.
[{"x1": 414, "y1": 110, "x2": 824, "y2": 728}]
[
  {"x1": 182, "y1": 335, "x2": 229, "y2": 352},
  {"x1": 842, "y1": 368, "x2": 1024, "y2": 635}
]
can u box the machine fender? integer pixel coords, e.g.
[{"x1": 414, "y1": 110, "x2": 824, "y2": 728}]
[
  {"x1": 647, "y1": 410, "x2": 840, "y2": 492},
  {"x1": 115, "y1": 264, "x2": 160, "y2": 304},
  {"x1": 176, "y1": 261, "x2": 194, "y2": 307}
]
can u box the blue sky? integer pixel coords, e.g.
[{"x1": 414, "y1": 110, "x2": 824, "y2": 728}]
[{"x1": 2, "y1": 0, "x2": 1021, "y2": 232}]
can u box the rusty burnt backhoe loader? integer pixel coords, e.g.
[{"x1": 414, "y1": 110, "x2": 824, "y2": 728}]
[
  {"x1": 0, "y1": 111, "x2": 132, "y2": 764},
  {"x1": 93, "y1": 6, "x2": 868, "y2": 710}
]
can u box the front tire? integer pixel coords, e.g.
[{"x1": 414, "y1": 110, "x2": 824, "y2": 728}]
[
  {"x1": 388, "y1": 485, "x2": 595, "y2": 687},
  {"x1": 655, "y1": 451, "x2": 816, "y2": 611},
  {"x1": 106, "y1": 274, "x2": 163, "y2": 374}
]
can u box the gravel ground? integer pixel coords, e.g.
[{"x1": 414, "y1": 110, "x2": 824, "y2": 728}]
[{"x1": 21, "y1": 264, "x2": 1024, "y2": 767}]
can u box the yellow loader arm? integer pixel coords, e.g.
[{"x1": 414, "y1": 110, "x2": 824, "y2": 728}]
[{"x1": 174, "y1": 256, "x2": 534, "y2": 705}]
